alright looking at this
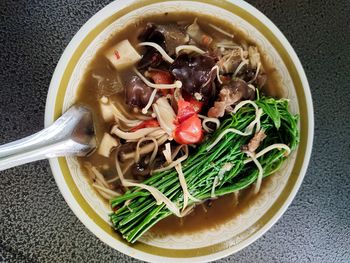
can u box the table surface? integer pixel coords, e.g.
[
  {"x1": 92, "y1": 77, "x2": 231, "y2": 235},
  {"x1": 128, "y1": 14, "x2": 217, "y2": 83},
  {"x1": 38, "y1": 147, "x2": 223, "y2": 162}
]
[{"x1": 1, "y1": 0, "x2": 349, "y2": 262}]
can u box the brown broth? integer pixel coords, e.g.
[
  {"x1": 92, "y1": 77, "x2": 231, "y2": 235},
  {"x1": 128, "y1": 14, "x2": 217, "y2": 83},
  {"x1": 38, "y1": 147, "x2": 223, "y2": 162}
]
[
  {"x1": 75, "y1": 12, "x2": 283, "y2": 236},
  {"x1": 150, "y1": 176, "x2": 272, "y2": 236}
]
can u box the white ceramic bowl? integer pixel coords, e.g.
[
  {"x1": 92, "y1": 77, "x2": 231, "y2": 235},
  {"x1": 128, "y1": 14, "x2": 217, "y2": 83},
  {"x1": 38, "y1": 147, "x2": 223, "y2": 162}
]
[{"x1": 45, "y1": 1, "x2": 313, "y2": 262}]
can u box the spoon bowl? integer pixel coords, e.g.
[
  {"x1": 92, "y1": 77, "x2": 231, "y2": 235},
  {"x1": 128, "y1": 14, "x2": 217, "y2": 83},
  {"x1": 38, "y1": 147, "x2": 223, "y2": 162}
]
[{"x1": 0, "y1": 105, "x2": 96, "y2": 171}]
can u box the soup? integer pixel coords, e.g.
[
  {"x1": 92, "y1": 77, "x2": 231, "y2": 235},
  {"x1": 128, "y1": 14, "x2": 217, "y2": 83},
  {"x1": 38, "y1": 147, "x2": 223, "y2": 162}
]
[{"x1": 75, "y1": 12, "x2": 299, "y2": 243}]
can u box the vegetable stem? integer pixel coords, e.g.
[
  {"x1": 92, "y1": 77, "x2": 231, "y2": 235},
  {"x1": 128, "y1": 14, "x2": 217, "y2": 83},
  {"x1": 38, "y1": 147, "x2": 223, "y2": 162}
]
[{"x1": 110, "y1": 97, "x2": 299, "y2": 243}]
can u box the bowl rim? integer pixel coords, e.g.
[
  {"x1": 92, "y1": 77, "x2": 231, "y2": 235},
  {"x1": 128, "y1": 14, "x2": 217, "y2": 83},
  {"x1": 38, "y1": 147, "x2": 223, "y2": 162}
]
[{"x1": 44, "y1": 0, "x2": 314, "y2": 262}]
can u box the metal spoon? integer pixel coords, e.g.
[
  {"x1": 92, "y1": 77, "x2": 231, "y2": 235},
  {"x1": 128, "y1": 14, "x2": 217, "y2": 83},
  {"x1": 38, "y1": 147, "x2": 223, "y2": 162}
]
[{"x1": 0, "y1": 106, "x2": 96, "y2": 171}]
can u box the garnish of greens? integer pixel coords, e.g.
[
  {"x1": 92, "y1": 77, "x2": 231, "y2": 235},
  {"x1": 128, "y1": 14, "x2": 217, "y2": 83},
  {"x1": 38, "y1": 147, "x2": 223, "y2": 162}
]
[{"x1": 110, "y1": 95, "x2": 299, "y2": 243}]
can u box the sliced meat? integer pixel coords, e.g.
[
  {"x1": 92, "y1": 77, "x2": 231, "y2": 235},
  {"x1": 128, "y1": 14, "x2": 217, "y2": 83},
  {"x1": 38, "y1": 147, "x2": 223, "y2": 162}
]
[
  {"x1": 207, "y1": 88, "x2": 241, "y2": 118},
  {"x1": 207, "y1": 79, "x2": 255, "y2": 118},
  {"x1": 247, "y1": 130, "x2": 266, "y2": 153}
]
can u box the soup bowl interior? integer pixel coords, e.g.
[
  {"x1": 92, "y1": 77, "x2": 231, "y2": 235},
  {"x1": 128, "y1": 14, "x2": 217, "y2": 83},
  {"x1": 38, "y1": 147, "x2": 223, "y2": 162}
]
[{"x1": 45, "y1": 0, "x2": 313, "y2": 262}]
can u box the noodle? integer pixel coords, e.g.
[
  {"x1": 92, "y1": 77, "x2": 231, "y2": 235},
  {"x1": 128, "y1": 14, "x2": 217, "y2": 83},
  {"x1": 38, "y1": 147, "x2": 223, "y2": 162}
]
[
  {"x1": 171, "y1": 144, "x2": 187, "y2": 161},
  {"x1": 122, "y1": 134, "x2": 168, "y2": 161},
  {"x1": 175, "y1": 45, "x2": 206, "y2": 55},
  {"x1": 234, "y1": 100, "x2": 257, "y2": 113},
  {"x1": 100, "y1": 97, "x2": 142, "y2": 127},
  {"x1": 201, "y1": 203, "x2": 207, "y2": 213},
  {"x1": 179, "y1": 204, "x2": 195, "y2": 217},
  {"x1": 138, "y1": 42, "x2": 174, "y2": 63},
  {"x1": 211, "y1": 176, "x2": 219, "y2": 198},
  {"x1": 244, "y1": 151, "x2": 263, "y2": 194},
  {"x1": 141, "y1": 88, "x2": 158, "y2": 114},
  {"x1": 175, "y1": 163, "x2": 200, "y2": 211},
  {"x1": 248, "y1": 62, "x2": 261, "y2": 84},
  {"x1": 248, "y1": 84, "x2": 256, "y2": 92},
  {"x1": 147, "y1": 129, "x2": 167, "y2": 139},
  {"x1": 116, "y1": 157, "x2": 181, "y2": 217},
  {"x1": 201, "y1": 65, "x2": 222, "y2": 87},
  {"x1": 134, "y1": 67, "x2": 182, "y2": 89},
  {"x1": 122, "y1": 160, "x2": 135, "y2": 174},
  {"x1": 199, "y1": 115, "x2": 220, "y2": 133},
  {"x1": 233, "y1": 59, "x2": 248, "y2": 78},
  {"x1": 244, "y1": 143, "x2": 291, "y2": 164},
  {"x1": 216, "y1": 43, "x2": 241, "y2": 49},
  {"x1": 92, "y1": 183, "x2": 121, "y2": 197},
  {"x1": 135, "y1": 137, "x2": 158, "y2": 164},
  {"x1": 152, "y1": 98, "x2": 176, "y2": 136},
  {"x1": 208, "y1": 23, "x2": 234, "y2": 38},
  {"x1": 152, "y1": 145, "x2": 189, "y2": 173},
  {"x1": 111, "y1": 126, "x2": 159, "y2": 140},
  {"x1": 163, "y1": 143, "x2": 172, "y2": 164},
  {"x1": 206, "y1": 128, "x2": 251, "y2": 151},
  {"x1": 212, "y1": 65, "x2": 223, "y2": 84},
  {"x1": 245, "y1": 108, "x2": 263, "y2": 134},
  {"x1": 84, "y1": 163, "x2": 109, "y2": 188},
  {"x1": 233, "y1": 100, "x2": 262, "y2": 133},
  {"x1": 95, "y1": 188, "x2": 116, "y2": 200}
]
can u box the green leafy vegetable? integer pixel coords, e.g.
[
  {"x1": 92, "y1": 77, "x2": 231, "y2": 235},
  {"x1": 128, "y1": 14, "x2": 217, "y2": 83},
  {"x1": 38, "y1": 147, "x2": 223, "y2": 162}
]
[
  {"x1": 256, "y1": 98, "x2": 281, "y2": 129},
  {"x1": 110, "y1": 96, "x2": 299, "y2": 243}
]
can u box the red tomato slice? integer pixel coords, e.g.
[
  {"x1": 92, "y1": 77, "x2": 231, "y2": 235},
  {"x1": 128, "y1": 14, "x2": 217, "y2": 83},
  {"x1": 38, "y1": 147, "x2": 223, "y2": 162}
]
[
  {"x1": 189, "y1": 98, "x2": 203, "y2": 113},
  {"x1": 173, "y1": 115, "x2": 203, "y2": 145},
  {"x1": 149, "y1": 70, "x2": 173, "y2": 84},
  {"x1": 179, "y1": 91, "x2": 204, "y2": 113},
  {"x1": 131, "y1": 119, "x2": 159, "y2": 132},
  {"x1": 149, "y1": 70, "x2": 174, "y2": 96},
  {"x1": 176, "y1": 99, "x2": 196, "y2": 124}
]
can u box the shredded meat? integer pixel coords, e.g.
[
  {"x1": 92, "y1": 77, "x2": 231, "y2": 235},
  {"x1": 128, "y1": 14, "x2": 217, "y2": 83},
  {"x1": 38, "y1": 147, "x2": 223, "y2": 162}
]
[
  {"x1": 217, "y1": 49, "x2": 243, "y2": 74},
  {"x1": 247, "y1": 130, "x2": 266, "y2": 153},
  {"x1": 207, "y1": 79, "x2": 255, "y2": 118},
  {"x1": 208, "y1": 88, "x2": 242, "y2": 118}
]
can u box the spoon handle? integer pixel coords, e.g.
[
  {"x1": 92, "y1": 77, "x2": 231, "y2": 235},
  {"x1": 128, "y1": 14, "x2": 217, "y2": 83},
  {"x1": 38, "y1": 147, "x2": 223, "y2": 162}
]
[{"x1": 0, "y1": 106, "x2": 96, "y2": 171}]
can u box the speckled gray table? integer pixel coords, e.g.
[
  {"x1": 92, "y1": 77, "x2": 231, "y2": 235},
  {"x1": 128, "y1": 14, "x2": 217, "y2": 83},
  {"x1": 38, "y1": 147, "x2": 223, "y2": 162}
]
[{"x1": 0, "y1": 0, "x2": 349, "y2": 262}]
